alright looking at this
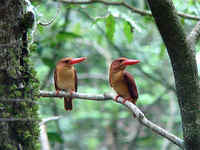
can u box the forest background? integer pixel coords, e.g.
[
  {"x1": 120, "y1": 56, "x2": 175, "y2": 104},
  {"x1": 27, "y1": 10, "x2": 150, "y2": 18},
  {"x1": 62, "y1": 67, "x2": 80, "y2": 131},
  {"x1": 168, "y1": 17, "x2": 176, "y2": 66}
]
[{"x1": 33, "y1": 0, "x2": 200, "y2": 150}]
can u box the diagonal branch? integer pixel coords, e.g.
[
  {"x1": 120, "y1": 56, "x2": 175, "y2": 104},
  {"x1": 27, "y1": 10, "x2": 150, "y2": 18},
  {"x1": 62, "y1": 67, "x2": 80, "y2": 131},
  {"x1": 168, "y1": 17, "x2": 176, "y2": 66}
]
[
  {"x1": 38, "y1": 3, "x2": 61, "y2": 26},
  {"x1": 187, "y1": 21, "x2": 200, "y2": 45},
  {"x1": 40, "y1": 116, "x2": 62, "y2": 150},
  {"x1": 39, "y1": 90, "x2": 184, "y2": 149},
  {"x1": 59, "y1": 0, "x2": 200, "y2": 21}
]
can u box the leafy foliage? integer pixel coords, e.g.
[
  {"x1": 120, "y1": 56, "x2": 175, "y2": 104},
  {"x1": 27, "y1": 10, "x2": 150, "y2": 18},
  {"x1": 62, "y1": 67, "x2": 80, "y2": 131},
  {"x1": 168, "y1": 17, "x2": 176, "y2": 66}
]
[
  {"x1": 106, "y1": 14, "x2": 116, "y2": 41},
  {"x1": 123, "y1": 21, "x2": 133, "y2": 43}
]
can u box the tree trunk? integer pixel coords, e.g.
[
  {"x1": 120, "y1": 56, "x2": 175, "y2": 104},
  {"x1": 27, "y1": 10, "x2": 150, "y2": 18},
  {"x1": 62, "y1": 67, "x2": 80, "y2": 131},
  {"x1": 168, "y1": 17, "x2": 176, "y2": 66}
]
[
  {"x1": 147, "y1": 0, "x2": 200, "y2": 149},
  {"x1": 0, "y1": 0, "x2": 40, "y2": 150}
]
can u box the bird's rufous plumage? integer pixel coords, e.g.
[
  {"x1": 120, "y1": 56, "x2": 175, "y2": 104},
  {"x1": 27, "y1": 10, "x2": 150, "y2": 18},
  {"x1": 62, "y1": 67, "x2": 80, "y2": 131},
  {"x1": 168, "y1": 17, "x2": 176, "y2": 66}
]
[
  {"x1": 109, "y1": 57, "x2": 140, "y2": 105},
  {"x1": 54, "y1": 57, "x2": 86, "y2": 111}
]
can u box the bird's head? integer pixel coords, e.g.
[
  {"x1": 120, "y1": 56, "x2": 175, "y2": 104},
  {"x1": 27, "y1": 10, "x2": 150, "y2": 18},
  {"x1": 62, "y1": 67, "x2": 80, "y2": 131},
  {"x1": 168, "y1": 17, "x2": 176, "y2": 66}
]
[
  {"x1": 110, "y1": 57, "x2": 140, "y2": 72},
  {"x1": 58, "y1": 57, "x2": 87, "y2": 68}
]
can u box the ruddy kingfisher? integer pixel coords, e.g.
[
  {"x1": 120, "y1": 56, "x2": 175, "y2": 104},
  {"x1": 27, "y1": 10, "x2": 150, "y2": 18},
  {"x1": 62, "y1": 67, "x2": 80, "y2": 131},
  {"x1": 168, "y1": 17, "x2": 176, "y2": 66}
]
[
  {"x1": 109, "y1": 57, "x2": 140, "y2": 105},
  {"x1": 54, "y1": 57, "x2": 86, "y2": 111}
]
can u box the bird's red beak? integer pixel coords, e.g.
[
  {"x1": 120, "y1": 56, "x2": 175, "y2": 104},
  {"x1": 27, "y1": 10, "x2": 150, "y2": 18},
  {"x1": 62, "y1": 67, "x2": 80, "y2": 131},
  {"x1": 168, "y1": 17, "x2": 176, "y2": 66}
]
[
  {"x1": 122, "y1": 59, "x2": 140, "y2": 66},
  {"x1": 70, "y1": 57, "x2": 87, "y2": 64}
]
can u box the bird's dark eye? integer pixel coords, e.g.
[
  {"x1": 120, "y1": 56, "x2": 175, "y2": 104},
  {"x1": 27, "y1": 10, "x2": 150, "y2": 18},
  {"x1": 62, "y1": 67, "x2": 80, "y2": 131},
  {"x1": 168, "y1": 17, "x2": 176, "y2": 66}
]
[
  {"x1": 119, "y1": 60, "x2": 123, "y2": 63},
  {"x1": 65, "y1": 60, "x2": 70, "y2": 63}
]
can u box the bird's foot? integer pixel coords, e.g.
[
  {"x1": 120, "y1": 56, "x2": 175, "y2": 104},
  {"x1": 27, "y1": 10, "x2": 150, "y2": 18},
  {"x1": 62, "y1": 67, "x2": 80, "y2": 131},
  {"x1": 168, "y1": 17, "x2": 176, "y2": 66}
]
[
  {"x1": 56, "y1": 90, "x2": 60, "y2": 95},
  {"x1": 114, "y1": 95, "x2": 120, "y2": 101},
  {"x1": 133, "y1": 114, "x2": 136, "y2": 118},
  {"x1": 56, "y1": 90, "x2": 62, "y2": 98},
  {"x1": 69, "y1": 90, "x2": 75, "y2": 98}
]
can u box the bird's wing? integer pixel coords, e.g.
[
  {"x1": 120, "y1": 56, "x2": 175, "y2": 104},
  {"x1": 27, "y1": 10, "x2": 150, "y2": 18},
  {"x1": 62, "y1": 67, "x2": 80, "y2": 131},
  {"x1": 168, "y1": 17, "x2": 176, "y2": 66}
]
[
  {"x1": 109, "y1": 70, "x2": 113, "y2": 87},
  {"x1": 124, "y1": 71, "x2": 138, "y2": 100},
  {"x1": 54, "y1": 69, "x2": 59, "y2": 90},
  {"x1": 74, "y1": 69, "x2": 78, "y2": 92}
]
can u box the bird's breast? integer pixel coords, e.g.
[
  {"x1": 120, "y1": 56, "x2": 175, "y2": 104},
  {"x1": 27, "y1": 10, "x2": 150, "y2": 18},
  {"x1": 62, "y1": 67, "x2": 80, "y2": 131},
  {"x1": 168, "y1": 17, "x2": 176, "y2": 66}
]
[
  {"x1": 57, "y1": 68, "x2": 75, "y2": 91},
  {"x1": 110, "y1": 72, "x2": 130, "y2": 98}
]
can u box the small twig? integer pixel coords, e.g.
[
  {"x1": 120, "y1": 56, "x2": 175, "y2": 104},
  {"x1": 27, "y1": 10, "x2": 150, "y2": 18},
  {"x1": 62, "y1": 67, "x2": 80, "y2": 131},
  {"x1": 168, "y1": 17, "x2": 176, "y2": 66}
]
[
  {"x1": 39, "y1": 90, "x2": 184, "y2": 149},
  {"x1": 38, "y1": 3, "x2": 61, "y2": 26},
  {"x1": 60, "y1": 0, "x2": 200, "y2": 21}
]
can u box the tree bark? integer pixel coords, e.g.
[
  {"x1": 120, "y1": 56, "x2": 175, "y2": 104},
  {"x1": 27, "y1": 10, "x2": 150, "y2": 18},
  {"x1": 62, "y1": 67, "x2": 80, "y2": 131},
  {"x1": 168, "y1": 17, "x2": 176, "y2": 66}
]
[
  {"x1": 0, "y1": 0, "x2": 40, "y2": 150},
  {"x1": 146, "y1": 0, "x2": 200, "y2": 149}
]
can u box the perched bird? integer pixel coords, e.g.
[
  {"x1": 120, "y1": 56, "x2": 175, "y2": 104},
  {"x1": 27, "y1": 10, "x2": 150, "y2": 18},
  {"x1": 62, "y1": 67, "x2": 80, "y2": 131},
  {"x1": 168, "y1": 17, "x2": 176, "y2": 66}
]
[
  {"x1": 54, "y1": 57, "x2": 86, "y2": 111},
  {"x1": 109, "y1": 57, "x2": 140, "y2": 105}
]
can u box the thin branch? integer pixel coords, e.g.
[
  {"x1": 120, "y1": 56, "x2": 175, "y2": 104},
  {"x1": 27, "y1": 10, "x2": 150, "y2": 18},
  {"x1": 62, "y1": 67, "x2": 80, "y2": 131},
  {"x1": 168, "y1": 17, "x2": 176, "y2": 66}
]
[
  {"x1": 60, "y1": 0, "x2": 200, "y2": 21},
  {"x1": 40, "y1": 90, "x2": 111, "y2": 101},
  {"x1": 187, "y1": 21, "x2": 200, "y2": 44},
  {"x1": 40, "y1": 123, "x2": 51, "y2": 150},
  {"x1": 38, "y1": 3, "x2": 61, "y2": 26},
  {"x1": 39, "y1": 90, "x2": 184, "y2": 149},
  {"x1": 62, "y1": 0, "x2": 151, "y2": 16},
  {"x1": 40, "y1": 116, "x2": 63, "y2": 125},
  {"x1": 177, "y1": 12, "x2": 200, "y2": 21},
  {"x1": 39, "y1": 117, "x2": 62, "y2": 150}
]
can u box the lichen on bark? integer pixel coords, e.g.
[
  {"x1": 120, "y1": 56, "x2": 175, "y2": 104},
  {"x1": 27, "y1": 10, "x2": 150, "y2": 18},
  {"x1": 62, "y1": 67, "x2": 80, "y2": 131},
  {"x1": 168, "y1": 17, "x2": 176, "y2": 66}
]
[{"x1": 0, "y1": 0, "x2": 40, "y2": 150}]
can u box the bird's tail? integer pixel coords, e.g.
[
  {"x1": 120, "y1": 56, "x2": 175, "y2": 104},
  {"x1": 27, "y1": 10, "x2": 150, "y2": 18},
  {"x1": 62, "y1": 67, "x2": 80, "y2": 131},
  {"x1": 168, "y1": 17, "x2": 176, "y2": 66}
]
[{"x1": 64, "y1": 97, "x2": 73, "y2": 111}]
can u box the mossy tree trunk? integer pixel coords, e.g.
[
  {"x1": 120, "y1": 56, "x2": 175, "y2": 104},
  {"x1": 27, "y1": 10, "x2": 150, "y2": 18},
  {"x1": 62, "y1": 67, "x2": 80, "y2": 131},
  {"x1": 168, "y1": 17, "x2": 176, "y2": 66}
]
[
  {"x1": 0, "y1": 0, "x2": 40, "y2": 150},
  {"x1": 147, "y1": 0, "x2": 200, "y2": 149}
]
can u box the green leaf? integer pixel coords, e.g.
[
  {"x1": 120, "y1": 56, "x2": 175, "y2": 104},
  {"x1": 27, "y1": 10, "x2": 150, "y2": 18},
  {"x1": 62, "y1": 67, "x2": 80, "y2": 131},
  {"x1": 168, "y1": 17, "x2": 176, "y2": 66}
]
[
  {"x1": 37, "y1": 24, "x2": 44, "y2": 33},
  {"x1": 47, "y1": 132, "x2": 63, "y2": 143},
  {"x1": 93, "y1": 16, "x2": 106, "y2": 24},
  {"x1": 56, "y1": 31, "x2": 82, "y2": 41},
  {"x1": 123, "y1": 21, "x2": 133, "y2": 43},
  {"x1": 105, "y1": 15, "x2": 115, "y2": 41}
]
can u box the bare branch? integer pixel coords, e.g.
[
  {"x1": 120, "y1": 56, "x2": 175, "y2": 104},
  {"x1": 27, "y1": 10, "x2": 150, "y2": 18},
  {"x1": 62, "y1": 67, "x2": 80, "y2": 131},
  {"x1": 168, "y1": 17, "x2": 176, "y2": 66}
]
[
  {"x1": 40, "y1": 123, "x2": 51, "y2": 150},
  {"x1": 40, "y1": 90, "x2": 111, "y2": 101},
  {"x1": 40, "y1": 116, "x2": 63, "y2": 125},
  {"x1": 60, "y1": 0, "x2": 200, "y2": 21},
  {"x1": 177, "y1": 12, "x2": 200, "y2": 21},
  {"x1": 39, "y1": 117, "x2": 62, "y2": 150},
  {"x1": 39, "y1": 90, "x2": 184, "y2": 149},
  {"x1": 38, "y1": 3, "x2": 61, "y2": 26},
  {"x1": 187, "y1": 21, "x2": 200, "y2": 44}
]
